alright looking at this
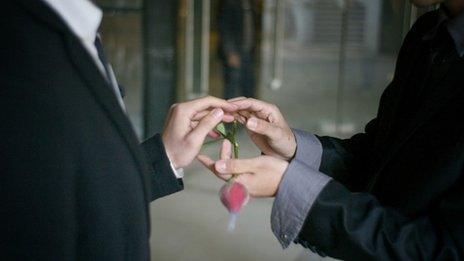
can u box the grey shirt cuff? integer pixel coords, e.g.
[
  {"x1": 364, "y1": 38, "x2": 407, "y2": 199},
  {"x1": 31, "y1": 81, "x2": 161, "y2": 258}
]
[
  {"x1": 292, "y1": 129, "x2": 323, "y2": 169},
  {"x1": 271, "y1": 129, "x2": 331, "y2": 248}
]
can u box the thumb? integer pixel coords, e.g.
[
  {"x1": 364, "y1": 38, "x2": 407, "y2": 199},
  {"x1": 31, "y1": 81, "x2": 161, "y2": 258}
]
[
  {"x1": 246, "y1": 117, "x2": 282, "y2": 140},
  {"x1": 187, "y1": 108, "x2": 224, "y2": 144},
  {"x1": 197, "y1": 155, "x2": 231, "y2": 181},
  {"x1": 215, "y1": 157, "x2": 262, "y2": 175}
]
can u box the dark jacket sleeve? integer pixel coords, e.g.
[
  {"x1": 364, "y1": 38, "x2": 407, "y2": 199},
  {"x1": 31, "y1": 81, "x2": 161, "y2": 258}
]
[
  {"x1": 316, "y1": 118, "x2": 380, "y2": 191},
  {"x1": 296, "y1": 179, "x2": 464, "y2": 261},
  {"x1": 141, "y1": 134, "x2": 183, "y2": 201},
  {"x1": 314, "y1": 11, "x2": 439, "y2": 191}
]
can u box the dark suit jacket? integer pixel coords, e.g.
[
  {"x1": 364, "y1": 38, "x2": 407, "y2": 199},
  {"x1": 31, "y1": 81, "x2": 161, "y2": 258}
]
[
  {"x1": 297, "y1": 10, "x2": 464, "y2": 260},
  {"x1": 0, "y1": 1, "x2": 182, "y2": 260}
]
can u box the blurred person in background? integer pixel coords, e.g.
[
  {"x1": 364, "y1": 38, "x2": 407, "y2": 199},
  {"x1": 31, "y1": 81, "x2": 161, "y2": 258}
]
[
  {"x1": 218, "y1": 0, "x2": 259, "y2": 99},
  {"x1": 201, "y1": 0, "x2": 464, "y2": 260}
]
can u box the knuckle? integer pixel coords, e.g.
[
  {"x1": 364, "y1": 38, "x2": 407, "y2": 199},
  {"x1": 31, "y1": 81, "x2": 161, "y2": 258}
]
[
  {"x1": 172, "y1": 104, "x2": 186, "y2": 114},
  {"x1": 227, "y1": 160, "x2": 236, "y2": 172},
  {"x1": 175, "y1": 103, "x2": 185, "y2": 111},
  {"x1": 189, "y1": 121, "x2": 198, "y2": 128},
  {"x1": 270, "y1": 104, "x2": 279, "y2": 112},
  {"x1": 170, "y1": 103, "x2": 179, "y2": 111},
  {"x1": 203, "y1": 115, "x2": 219, "y2": 126},
  {"x1": 183, "y1": 137, "x2": 195, "y2": 148},
  {"x1": 249, "y1": 98, "x2": 258, "y2": 103},
  {"x1": 236, "y1": 175, "x2": 248, "y2": 185}
]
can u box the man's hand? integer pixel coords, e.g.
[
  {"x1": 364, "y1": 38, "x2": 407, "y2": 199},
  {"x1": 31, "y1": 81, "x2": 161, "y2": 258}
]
[
  {"x1": 229, "y1": 97, "x2": 296, "y2": 161},
  {"x1": 162, "y1": 96, "x2": 236, "y2": 169},
  {"x1": 197, "y1": 140, "x2": 288, "y2": 197}
]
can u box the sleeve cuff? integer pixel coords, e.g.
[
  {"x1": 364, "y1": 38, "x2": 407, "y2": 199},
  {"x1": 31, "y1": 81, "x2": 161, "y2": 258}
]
[
  {"x1": 168, "y1": 159, "x2": 184, "y2": 179},
  {"x1": 271, "y1": 158, "x2": 331, "y2": 248},
  {"x1": 292, "y1": 129, "x2": 323, "y2": 170},
  {"x1": 141, "y1": 134, "x2": 184, "y2": 201}
]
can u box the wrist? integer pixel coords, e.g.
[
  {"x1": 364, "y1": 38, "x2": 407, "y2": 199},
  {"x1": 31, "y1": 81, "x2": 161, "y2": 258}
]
[
  {"x1": 161, "y1": 134, "x2": 179, "y2": 169},
  {"x1": 288, "y1": 132, "x2": 296, "y2": 161},
  {"x1": 284, "y1": 132, "x2": 297, "y2": 161},
  {"x1": 275, "y1": 160, "x2": 289, "y2": 193}
]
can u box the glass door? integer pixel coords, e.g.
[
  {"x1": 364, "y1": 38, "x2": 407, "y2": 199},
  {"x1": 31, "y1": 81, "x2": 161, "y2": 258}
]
[
  {"x1": 258, "y1": 0, "x2": 434, "y2": 138},
  {"x1": 178, "y1": 0, "x2": 211, "y2": 100},
  {"x1": 97, "y1": 0, "x2": 144, "y2": 137}
]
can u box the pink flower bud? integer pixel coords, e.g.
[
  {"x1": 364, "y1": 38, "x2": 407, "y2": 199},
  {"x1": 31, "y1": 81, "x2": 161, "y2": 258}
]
[{"x1": 219, "y1": 180, "x2": 249, "y2": 214}]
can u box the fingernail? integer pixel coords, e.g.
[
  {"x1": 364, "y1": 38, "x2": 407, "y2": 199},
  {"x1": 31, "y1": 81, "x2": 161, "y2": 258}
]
[
  {"x1": 216, "y1": 160, "x2": 226, "y2": 172},
  {"x1": 212, "y1": 108, "x2": 223, "y2": 119},
  {"x1": 247, "y1": 117, "x2": 257, "y2": 130}
]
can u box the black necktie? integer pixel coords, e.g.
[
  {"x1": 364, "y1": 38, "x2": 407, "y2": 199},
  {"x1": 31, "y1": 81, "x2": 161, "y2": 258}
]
[{"x1": 94, "y1": 36, "x2": 125, "y2": 98}]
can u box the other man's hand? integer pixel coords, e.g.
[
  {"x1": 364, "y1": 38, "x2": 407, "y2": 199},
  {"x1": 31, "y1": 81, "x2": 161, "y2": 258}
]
[
  {"x1": 229, "y1": 97, "x2": 296, "y2": 161},
  {"x1": 197, "y1": 140, "x2": 288, "y2": 197},
  {"x1": 162, "y1": 96, "x2": 236, "y2": 169}
]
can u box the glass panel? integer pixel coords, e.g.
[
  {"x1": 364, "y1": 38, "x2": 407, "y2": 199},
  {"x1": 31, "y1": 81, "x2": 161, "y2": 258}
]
[
  {"x1": 99, "y1": 12, "x2": 144, "y2": 137},
  {"x1": 260, "y1": 0, "x2": 412, "y2": 139},
  {"x1": 178, "y1": 0, "x2": 211, "y2": 100}
]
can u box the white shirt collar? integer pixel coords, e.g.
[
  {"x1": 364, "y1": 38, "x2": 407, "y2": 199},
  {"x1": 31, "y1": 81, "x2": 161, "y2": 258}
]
[
  {"x1": 39, "y1": 0, "x2": 126, "y2": 111},
  {"x1": 40, "y1": 0, "x2": 102, "y2": 42}
]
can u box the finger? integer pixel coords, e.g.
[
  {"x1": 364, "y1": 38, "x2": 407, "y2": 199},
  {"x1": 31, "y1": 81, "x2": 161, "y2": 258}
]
[
  {"x1": 187, "y1": 96, "x2": 237, "y2": 114},
  {"x1": 190, "y1": 120, "x2": 198, "y2": 129},
  {"x1": 246, "y1": 117, "x2": 282, "y2": 140},
  {"x1": 248, "y1": 134, "x2": 287, "y2": 160},
  {"x1": 214, "y1": 157, "x2": 262, "y2": 174},
  {"x1": 191, "y1": 110, "x2": 209, "y2": 121},
  {"x1": 234, "y1": 111, "x2": 249, "y2": 124},
  {"x1": 192, "y1": 111, "x2": 235, "y2": 122},
  {"x1": 187, "y1": 108, "x2": 224, "y2": 144},
  {"x1": 190, "y1": 121, "x2": 224, "y2": 138},
  {"x1": 209, "y1": 130, "x2": 220, "y2": 139},
  {"x1": 197, "y1": 155, "x2": 230, "y2": 181},
  {"x1": 227, "y1": 96, "x2": 247, "y2": 102},
  {"x1": 238, "y1": 110, "x2": 252, "y2": 117},
  {"x1": 229, "y1": 98, "x2": 279, "y2": 120},
  {"x1": 220, "y1": 139, "x2": 232, "y2": 160},
  {"x1": 222, "y1": 113, "x2": 235, "y2": 122},
  {"x1": 235, "y1": 114, "x2": 247, "y2": 125},
  {"x1": 197, "y1": 154, "x2": 215, "y2": 171},
  {"x1": 229, "y1": 98, "x2": 271, "y2": 112},
  {"x1": 190, "y1": 113, "x2": 227, "y2": 133}
]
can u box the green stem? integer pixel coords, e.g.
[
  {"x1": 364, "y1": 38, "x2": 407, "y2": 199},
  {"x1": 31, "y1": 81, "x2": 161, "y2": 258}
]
[
  {"x1": 230, "y1": 120, "x2": 239, "y2": 179},
  {"x1": 210, "y1": 121, "x2": 241, "y2": 181}
]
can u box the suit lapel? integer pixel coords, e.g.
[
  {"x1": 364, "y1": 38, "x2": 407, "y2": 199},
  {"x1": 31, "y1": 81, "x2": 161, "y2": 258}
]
[
  {"x1": 369, "y1": 58, "x2": 464, "y2": 190},
  {"x1": 63, "y1": 36, "x2": 152, "y2": 200},
  {"x1": 15, "y1": 0, "x2": 152, "y2": 205}
]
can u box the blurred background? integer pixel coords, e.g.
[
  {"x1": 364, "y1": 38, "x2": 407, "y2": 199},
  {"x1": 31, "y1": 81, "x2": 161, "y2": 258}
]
[{"x1": 95, "y1": 0, "x2": 437, "y2": 260}]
